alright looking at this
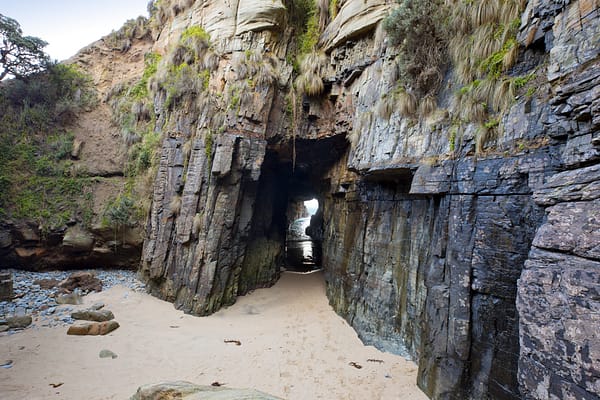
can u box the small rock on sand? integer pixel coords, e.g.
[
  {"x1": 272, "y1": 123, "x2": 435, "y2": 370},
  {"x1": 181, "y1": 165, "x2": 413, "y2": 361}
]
[
  {"x1": 99, "y1": 349, "x2": 118, "y2": 359},
  {"x1": 71, "y1": 309, "x2": 114, "y2": 322},
  {"x1": 67, "y1": 320, "x2": 119, "y2": 336}
]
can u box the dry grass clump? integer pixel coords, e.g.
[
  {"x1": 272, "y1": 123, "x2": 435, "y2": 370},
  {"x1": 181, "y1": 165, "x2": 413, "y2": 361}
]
[
  {"x1": 476, "y1": 120, "x2": 500, "y2": 153},
  {"x1": 231, "y1": 50, "x2": 280, "y2": 90},
  {"x1": 443, "y1": 0, "x2": 526, "y2": 152},
  {"x1": 376, "y1": 95, "x2": 395, "y2": 119},
  {"x1": 317, "y1": 0, "x2": 330, "y2": 32},
  {"x1": 295, "y1": 51, "x2": 329, "y2": 96},
  {"x1": 419, "y1": 94, "x2": 437, "y2": 116},
  {"x1": 396, "y1": 89, "x2": 418, "y2": 117}
]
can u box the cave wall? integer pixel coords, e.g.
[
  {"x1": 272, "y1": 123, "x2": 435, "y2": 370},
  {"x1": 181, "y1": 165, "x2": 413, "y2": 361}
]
[
  {"x1": 516, "y1": 1, "x2": 600, "y2": 398},
  {"x1": 134, "y1": 0, "x2": 600, "y2": 399}
]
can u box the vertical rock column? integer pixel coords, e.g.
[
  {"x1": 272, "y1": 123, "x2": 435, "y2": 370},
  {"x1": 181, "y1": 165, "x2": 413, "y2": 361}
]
[
  {"x1": 518, "y1": 165, "x2": 600, "y2": 399},
  {"x1": 140, "y1": 132, "x2": 268, "y2": 315}
]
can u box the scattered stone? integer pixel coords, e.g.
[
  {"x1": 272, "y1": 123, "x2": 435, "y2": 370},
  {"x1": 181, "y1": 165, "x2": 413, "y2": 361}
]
[
  {"x1": 6, "y1": 315, "x2": 32, "y2": 329},
  {"x1": 33, "y1": 278, "x2": 60, "y2": 289},
  {"x1": 90, "y1": 302, "x2": 105, "y2": 310},
  {"x1": 99, "y1": 349, "x2": 118, "y2": 359},
  {"x1": 59, "y1": 272, "x2": 102, "y2": 293},
  {"x1": 67, "y1": 320, "x2": 119, "y2": 336},
  {"x1": 349, "y1": 362, "x2": 362, "y2": 369},
  {"x1": 0, "y1": 269, "x2": 144, "y2": 332},
  {"x1": 56, "y1": 292, "x2": 83, "y2": 305},
  {"x1": 1, "y1": 360, "x2": 13, "y2": 369},
  {"x1": 71, "y1": 309, "x2": 114, "y2": 322},
  {"x1": 129, "y1": 381, "x2": 283, "y2": 400}
]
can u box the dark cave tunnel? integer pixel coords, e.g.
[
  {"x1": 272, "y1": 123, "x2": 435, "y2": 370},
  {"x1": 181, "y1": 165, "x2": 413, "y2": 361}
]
[{"x1": 251, "y1": 134, "x2": 349, "y2": 274}]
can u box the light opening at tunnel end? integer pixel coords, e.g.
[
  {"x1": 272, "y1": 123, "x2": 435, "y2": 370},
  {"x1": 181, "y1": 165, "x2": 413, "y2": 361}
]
[
  {"x1": 304, "y1": 198, "x2": 318, "y2": 215},
  {"x1": 285, "y1": 198, "x2": 322, "y2": 273}
]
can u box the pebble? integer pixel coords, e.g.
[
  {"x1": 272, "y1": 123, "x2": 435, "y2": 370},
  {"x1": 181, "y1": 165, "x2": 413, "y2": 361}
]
[{"x1": 0, "y1": 269, "x2": 145, "y2": 334}]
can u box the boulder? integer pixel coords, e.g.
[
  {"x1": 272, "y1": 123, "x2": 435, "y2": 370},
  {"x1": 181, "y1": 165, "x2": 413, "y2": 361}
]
[
  {"x1": 62, "y1": 226, "x2": 94, "y2": 252},
  {"x1": 59, "y1": 272, "x2": 102, "y2": 293},
  {"x1": 71, "y1": 138, "x2": 83, "y2": 158},
  {"x1": 129, "y1": 381, "x2": 283, "y2": 400},
  {"x1": 33, "y1": 278, "x2": 60, "y2": 289},
  {"x1": 15, "y1": 247, "x2": 46, "y2": 259},
  {"x1": 71, "y1": 309, "x2": 114, "y2": 322},
  {"x1": 6, "y1": 315, "x2": 32, "y2": 329},
  {"x1": 67, "y1": 320, "x2": 119, "y2": 336}
]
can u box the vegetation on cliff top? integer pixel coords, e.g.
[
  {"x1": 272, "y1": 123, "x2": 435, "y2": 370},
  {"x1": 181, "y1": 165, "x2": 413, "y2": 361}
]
[
  {"x1": 0, "y1": 62, "x2": 97, "y2": 230},
  {"x1": 382, "y1": 0, "x2": 535, "y2": 153}
]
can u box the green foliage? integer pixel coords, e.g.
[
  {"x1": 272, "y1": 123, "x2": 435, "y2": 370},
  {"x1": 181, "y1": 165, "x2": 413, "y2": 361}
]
[
  {"x1": 449, "y1": 127, "x2": 457, "y2": 152},
  {"x1": 478, "y1": 38, "x2": 517, "y2": 78},
  {"x1": 12, "y1": 176, "x2": 91, "y2": 229},
  {"x1": 104, "y1": 194, "x2": 134, "y2": 229},
  {"x1": 126, "y1": 130, "x2": 161, "y2": 177},
  {"x1": 286, "y1": 0, "x2": 316, "y2": 34},
  {"x1": 0, "y1": 13, "x2": 50, "y2": 80},
  {"x1": 299, "y1": 9, "x2": 319, "y2": 55},
  {"x1": 129, "y1": 52, "x2": 162, "y2": 100},
  {"x1": 484, "y1": 117, "x2": 500, "y2": 129},
  {"x1": 181, "y1": 26, "x2": 210, "y2": 44},
  {"x1": 384, "y1": 0, "x2": 449, "y2": 97},
  {"x1": 329, "y1": 0, "x2": 339, "y2": 19},
  {"x1": 0, "y1": 61, "x2": 95, "y2": 227},
  {"x1": 512, "y1": 72, "x2": 535, "y2": 90}
]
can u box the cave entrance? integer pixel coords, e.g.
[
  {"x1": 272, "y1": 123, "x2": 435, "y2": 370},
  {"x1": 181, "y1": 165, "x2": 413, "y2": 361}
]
[
  {"x1": 285, "y1": 198, "x2": 322, "y2": 272},
  {"x1": 250, "y1": 135, "x2": 348, "y2": 276}
]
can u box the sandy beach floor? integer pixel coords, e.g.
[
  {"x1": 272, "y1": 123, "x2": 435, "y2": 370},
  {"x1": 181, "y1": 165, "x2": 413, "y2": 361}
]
[{"x1": 0, "y1": 271, "x2": 427, "y2": 400}]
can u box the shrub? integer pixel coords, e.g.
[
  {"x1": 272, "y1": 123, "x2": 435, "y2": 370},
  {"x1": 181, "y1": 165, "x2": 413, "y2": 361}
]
[
  {"x1": 104, "y1": 194, "x2": 134, "y2": 228},
  {"x1": 384, "y1": 0, "x2": 449, "y2": 97}
]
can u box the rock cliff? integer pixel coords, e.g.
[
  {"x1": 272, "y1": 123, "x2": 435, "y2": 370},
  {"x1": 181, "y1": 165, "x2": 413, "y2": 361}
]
[
  {"x1": 3, "y1": 0, "x2": 599, "y2": 399},
  {"x1": 135, "y1": 0, "x2": 599, "y2": 398}
]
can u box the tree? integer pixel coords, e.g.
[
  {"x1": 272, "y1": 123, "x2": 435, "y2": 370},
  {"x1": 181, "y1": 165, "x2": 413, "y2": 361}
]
[{"x1": 0, "y1": 14, "x2": 49, "y2": 81}]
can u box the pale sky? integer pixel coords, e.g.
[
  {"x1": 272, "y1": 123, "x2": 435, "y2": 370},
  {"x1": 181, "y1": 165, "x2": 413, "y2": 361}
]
[{"x1": 1, "y1": 0, "x2": 149, "y2": 61}]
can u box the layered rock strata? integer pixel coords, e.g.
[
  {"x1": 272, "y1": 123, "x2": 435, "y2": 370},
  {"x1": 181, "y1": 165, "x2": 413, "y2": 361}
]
[{"x1": 1, "y1": 0, "x2": 592, "y2": 399}]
